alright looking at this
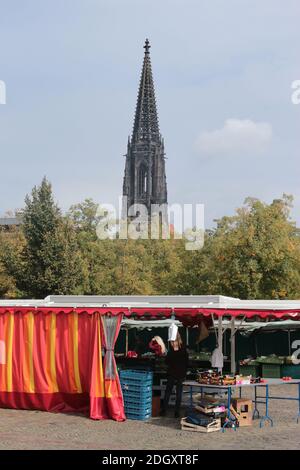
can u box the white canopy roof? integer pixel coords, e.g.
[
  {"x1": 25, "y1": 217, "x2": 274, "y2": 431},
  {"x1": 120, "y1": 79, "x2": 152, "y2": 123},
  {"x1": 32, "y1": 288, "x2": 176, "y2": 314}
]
[
  {"x1": 0, "y1": 295, "x2": 300, "y2": 313},
  {"x1": 40, "y1": 295, "x2": 300, "y2": 311}
]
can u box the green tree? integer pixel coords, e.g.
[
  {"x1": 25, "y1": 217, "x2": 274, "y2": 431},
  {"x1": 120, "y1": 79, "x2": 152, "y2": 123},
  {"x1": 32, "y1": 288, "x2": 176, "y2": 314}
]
[
  {"x1": 22, "y1": 176, "x2": 61, "y2": 252},
  {"x1": 37, "y1": 219, "x2": 87, "y2": 295},
  {"x1": 0, "y1": 227, "x2": 26, "y2": 298},
  {"x1": 2, "y1": 178, "x2": 86, "y2": 298},
  {"x1": 3, "y1": 188, "x2": 300, "y2": 300},
  {"x1": 146, "y1": 239, "x2": 186, "y2": 294},
  {"x1": 178, "y1": 195, "x2": 300, "y2": 299},
  {"x1": 79, "y1": 239, "x2": 155, "y2": 295},
  {"x1": 67, "y1": 198, "x2": 101, "y2": 237},
  {"x1": 112, "y1": 240, "x2": 155, "y2": 294},
  {"x1": 0, "y1": 257, "x2": 17, "y2": 298}
]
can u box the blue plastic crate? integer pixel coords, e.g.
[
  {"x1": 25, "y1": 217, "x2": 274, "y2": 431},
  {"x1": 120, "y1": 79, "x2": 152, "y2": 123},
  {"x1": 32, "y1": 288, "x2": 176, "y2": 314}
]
[
  {"x1": 120, "y1": 369, "x2": 153, "y2": 378},
  {"x1": 124, "y1": 396, "x2": 152, "y2": 407},
  {"x1": 121, "y1": 383, "x2": 152, "y2": 394},
  {"x1": 123, "y1": 396, "x2": 152, "y2": 408},
  {"x1": 121, "y1": 380, "x2": 152, "y2": 391},
  {"x1": 124, "y1": 407, "x2": 152, "y2": 417},
  {"x1": 121, "y1": 381, "x2": 152, "y2": 394},
  {"x1": 124, "y1": 408, "x2": 152, "y2": 416},
  {"x1": 121, "y1": 378, "x2": 152, "y2": 392},
  {"x1": 122, "y1": 393, "x2": 152, "y2": 404},
  {"x1": 120, "y1": 369, "x2": 153, "y2": 382},
  {"x1": 123, "y1": 390, "x2": 152, "y2": 399},
  {"x1": 125, "y1": 403, "x2": 152, "y2": 413},
  {"x1": 120, "y1": 370, "x2": 153, "y2": 413},
  {"x1": 122, "y1": 383, "x2": 152, "y2": 394},
  {"x1": 121, "y1": 377, "x2": 152, "y2": 387},
  {"x1": 125, "y1": 410, "x2": 151, "y2": 421}
]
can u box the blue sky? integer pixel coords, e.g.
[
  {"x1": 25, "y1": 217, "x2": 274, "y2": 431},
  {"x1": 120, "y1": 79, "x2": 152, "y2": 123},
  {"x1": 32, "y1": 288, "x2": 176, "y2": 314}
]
[{"x1": 0, "y1": 0, "x2": 299, "y2": 227}]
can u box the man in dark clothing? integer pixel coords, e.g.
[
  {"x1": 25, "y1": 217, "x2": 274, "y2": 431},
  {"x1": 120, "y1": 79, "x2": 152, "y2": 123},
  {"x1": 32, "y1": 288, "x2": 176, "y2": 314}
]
[{"x1": 161, "y1": 333, "x2": 189, "y2": 418}]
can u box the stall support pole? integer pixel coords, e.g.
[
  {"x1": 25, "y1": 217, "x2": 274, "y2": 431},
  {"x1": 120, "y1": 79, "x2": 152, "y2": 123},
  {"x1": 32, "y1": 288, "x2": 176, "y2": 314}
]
[
  {"x1": 298, "y1": 383, "x2": 300, "y2": 424},
  {"x1": 218, "y1": 316, "x2": 223, "y2": 374},
  {"x1": 125, "y1": 329, "x2": 128, "y2": 356},
  {"x1": 218, "y1": 316, "x2": 223, "y2": 352},
  {"x1": 231, "y1": 317, "x2": 236, "y2": 375}
]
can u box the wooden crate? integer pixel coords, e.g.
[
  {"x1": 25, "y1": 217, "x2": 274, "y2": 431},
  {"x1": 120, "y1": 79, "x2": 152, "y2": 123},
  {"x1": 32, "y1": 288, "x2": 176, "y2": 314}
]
[
  {"x1": 195, "y1": 404, "x2": 226, "y2": 415},
  {"x1": 231, "y1": 399, "x2": 252, "y2": 426},
  {"x1": 181, "y1": 417, "x2": 221, "y2": 433}
]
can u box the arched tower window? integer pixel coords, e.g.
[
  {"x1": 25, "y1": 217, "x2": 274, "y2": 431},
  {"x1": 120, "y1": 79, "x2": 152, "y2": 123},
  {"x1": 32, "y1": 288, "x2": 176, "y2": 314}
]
[{"x1": 138, "y1": 164, "x2": 148, "y2": 196}]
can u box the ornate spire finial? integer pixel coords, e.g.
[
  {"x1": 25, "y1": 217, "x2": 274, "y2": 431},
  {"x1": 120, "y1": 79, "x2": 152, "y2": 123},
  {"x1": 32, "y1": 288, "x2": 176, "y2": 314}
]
[
  {"x1": 132, "y1": 37, "x2": 159, "y2": 142},
  {"x1": 144, "y1": 38, "x2": 150, "y2": 54}
]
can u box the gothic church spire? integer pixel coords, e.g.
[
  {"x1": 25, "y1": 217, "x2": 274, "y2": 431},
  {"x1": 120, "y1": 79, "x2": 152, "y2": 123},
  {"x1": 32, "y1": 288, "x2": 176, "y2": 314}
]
[
  {"x1": 122, "y1": 39, "x2": 168, "y2": 221},
  {"x1": 132, "y1": 39, "x2": 160, "y2": 143}
]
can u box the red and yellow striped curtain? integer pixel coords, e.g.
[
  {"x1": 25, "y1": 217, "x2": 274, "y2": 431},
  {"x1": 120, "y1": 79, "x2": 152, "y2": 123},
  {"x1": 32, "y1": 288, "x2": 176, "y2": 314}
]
[{"x1": 0, "y1": 310, "x2": 125, "y2": 421}]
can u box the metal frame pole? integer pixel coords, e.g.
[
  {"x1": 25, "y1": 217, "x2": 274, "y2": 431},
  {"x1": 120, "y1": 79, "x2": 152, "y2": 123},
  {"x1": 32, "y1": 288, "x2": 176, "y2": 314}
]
[
  {"x1": 259, "y1": 384, "x2": 274, "y2": 428},
  {"x1": 186, "y1": 326, "x2": 189, "y2": 347},
  {"x1": 231, "y1": 317, "x2": 236, "y2": 375},
  {"x1": 253, "y1": 385, "x2": 260, "y2": 419},
  {"x1": 218, "y1": 316, "x2": 223, "y2": 374},
  {"x1": 218, "y1": 316, "x2": 223, "y2": 351},
  {"x1": 297, "y1": 383, "x2": 300, "y2": 424},
  {"x1": 125, "y1": 329, "x2": 129, "y2": 356}
]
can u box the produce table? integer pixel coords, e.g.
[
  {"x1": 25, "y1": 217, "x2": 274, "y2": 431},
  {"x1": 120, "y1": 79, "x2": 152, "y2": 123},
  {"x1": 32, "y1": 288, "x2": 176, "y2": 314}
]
[{"x1": 183, "y1": 379, "x2": 300, "y2": 431}]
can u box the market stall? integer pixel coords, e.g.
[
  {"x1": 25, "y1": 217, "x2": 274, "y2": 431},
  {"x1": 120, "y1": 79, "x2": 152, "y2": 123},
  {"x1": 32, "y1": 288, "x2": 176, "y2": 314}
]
[
  {"x1": 0, "y1": 304, "x2": 126, "y2": 421},
  {"x1": 1, "y1": 294, "x2": 300, "y2": 426},
  {"x1": 238, "y1": 320, "x2": 300, "y2": 379}
]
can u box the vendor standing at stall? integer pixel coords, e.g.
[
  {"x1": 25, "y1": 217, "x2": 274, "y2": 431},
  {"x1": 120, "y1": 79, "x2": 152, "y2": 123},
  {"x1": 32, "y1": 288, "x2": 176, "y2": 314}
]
[{"x1": 160, "y1": 327, "x2": 189, "y2": 418}]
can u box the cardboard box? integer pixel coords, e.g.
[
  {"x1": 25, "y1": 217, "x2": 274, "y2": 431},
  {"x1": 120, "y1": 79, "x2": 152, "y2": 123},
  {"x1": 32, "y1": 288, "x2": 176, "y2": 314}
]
[
  {"x1": 231, "y1": 399, "x2": 252, "y2": 426},
  {"x1": 152, "y1": 396, "x2": 161, "y2": 417}
]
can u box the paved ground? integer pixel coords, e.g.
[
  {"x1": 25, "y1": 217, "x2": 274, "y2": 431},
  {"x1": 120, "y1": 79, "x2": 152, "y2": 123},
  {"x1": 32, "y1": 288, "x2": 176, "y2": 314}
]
[{"x1": 0, "y1": 385, "x2": 299, "y2": 450}]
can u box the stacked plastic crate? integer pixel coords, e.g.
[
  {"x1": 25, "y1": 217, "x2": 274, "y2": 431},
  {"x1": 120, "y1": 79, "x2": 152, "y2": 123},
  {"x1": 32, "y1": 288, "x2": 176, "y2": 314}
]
[{"x1": 120, "y1": 369, "x2": 153, "y2": 420}]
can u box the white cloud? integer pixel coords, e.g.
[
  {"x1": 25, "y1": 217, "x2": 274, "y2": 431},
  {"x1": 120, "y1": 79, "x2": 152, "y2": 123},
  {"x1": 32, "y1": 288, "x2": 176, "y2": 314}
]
[{"x1": 195, "y1": 119, "x2": 272, "y2": 157}]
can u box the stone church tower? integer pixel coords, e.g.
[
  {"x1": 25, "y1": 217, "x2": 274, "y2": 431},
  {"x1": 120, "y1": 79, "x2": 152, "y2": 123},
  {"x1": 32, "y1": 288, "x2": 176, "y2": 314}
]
[{"x1": 122, "y1": 39, "x2": 168, "y2": 222}]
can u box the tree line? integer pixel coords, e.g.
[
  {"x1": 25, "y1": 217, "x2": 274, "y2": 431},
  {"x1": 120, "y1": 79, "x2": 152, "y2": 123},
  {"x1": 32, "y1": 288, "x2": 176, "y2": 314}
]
[{"x1": 1, "y1": 177, "x2": 300, "y2": 300}]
